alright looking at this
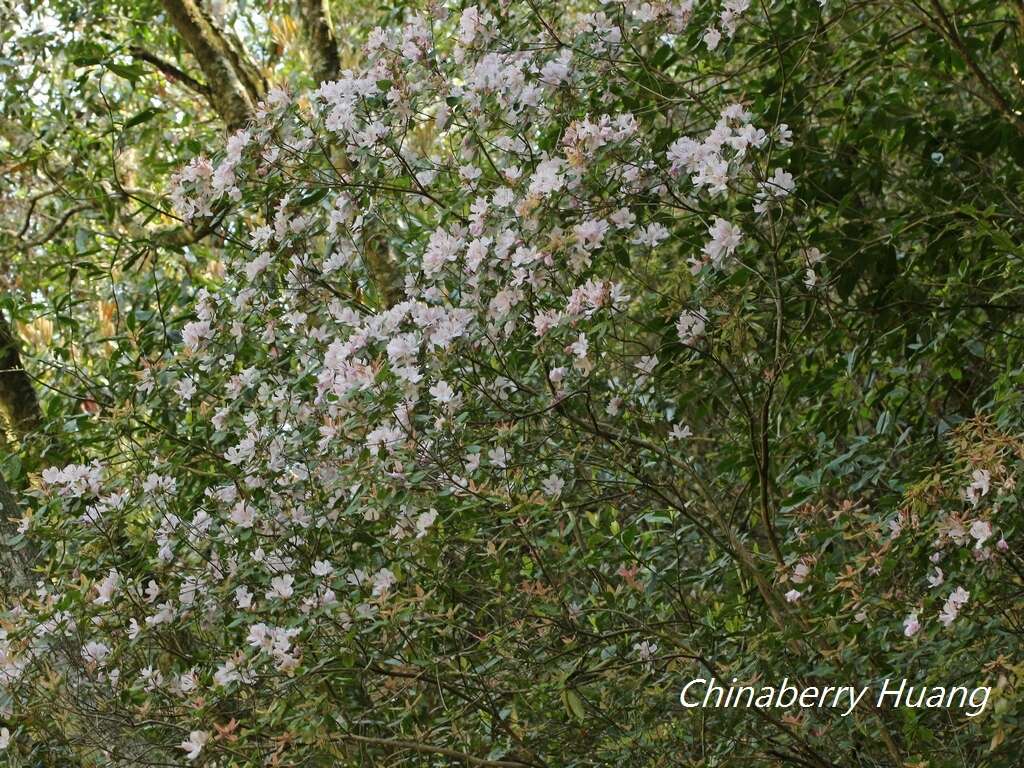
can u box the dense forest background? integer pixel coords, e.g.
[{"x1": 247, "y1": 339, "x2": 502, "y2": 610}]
[{"x1": 2, "y1": 0, "x2": 1024, "y2": 765}]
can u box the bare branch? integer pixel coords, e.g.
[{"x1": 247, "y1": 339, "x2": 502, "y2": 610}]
[
  {"x1": 2, "y1": 204, "x2": 91, "y2": 252},
  {"x1": 129, "y1": 45, "x2": 210, "y2": 97}
]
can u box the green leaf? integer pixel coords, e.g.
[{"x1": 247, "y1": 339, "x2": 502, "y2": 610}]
[
  {"x1": 124, "y1": 107, "x2": 160, "y2": 129},
  {"x1": 563, "y1": 689, "x2": 585, "y2": 721},
  {"x1": 105, "y1": 62, "x2": 146, "y2": 82}
]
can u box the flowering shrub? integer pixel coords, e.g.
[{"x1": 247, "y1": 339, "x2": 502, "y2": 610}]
[{"x1": 3, "y1": 1, "x2": 1023, "y2": 766}]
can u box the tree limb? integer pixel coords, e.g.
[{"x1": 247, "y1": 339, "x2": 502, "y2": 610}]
[
  {"x1": 333, "y1": 733, "x2": 538, "y2": 767},
  {"x1": 158, "y1": 0, "x2": 263, "y2": 130},
  {"x1": 129, "y1": 45, "x2": 210, "y2": 97},
  {"x1": 2, "y1": 204, "x2": 91, "y2": 252},
  {"x1": 927, "y1": 0, "x2": 1024, "y2": 136}
]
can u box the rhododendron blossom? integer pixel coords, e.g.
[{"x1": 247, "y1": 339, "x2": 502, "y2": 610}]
[{"x1": 5, "y1": 1, "x2": 1017, "y2": 765}]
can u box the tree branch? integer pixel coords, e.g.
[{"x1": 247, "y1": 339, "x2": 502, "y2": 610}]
[
  {"x1": 2, "y1": 204, "x2": 91, "y2": 252},
  {"x1": 333, "y1": 733, "x2": 538, "y2": 767},
  {"x1": 158, "y1": 0, "x2": 263, "y2": 130},
  {"x1": 129, "y1": 45, "x2": 210, "y2": 97},
  {"x1": 927, "y1": 0, "x2": 1024, "y2": 136}
]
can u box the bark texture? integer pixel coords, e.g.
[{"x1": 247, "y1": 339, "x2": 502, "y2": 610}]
[
  {"x1": 0, "y1": 469, "x2": 29, "y2": 599},
  {"x1": 159, "y1": 0, "x2": 264, "y2": 130},
  {"x1": 0, "y1": 307, "x2": 41, "y2": 600},
  {"x1": 298, "y1": 0, "x2": 341, "y2": 84},
  {"x1": 0, "y1": 309, "x2": 42, "y2": 437}
]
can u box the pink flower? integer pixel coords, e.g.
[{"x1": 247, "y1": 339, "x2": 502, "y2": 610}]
[{"x1": 969, "y1": 520, "x2": 992, "y2": 548}]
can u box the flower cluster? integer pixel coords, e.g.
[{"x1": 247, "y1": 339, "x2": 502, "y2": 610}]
[{"x1": 4, "y1": 2, "x2": 829, "y2": 762}]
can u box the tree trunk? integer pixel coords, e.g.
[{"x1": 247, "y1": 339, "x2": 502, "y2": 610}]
[
  {"x1": 159, "y1": 0, "x2": 263, "y2": 130},
  {"x1": 0, "y1": 308, "x2": 42, "y2": 437},
  {"x1": 298, "y1": 0, "x2": 341, "y2": 84},
  {"x1": 0, "y1": 468, "x2": 29, "y2": 600}
]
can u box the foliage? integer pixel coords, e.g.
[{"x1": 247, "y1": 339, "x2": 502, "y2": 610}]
[{"x1": 2, "y1": 1, "x2": 1024, "y2": 766}]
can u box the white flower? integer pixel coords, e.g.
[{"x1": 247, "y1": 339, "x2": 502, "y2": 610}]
[
  {"x1": 965, "y1": 469, "x2": 991, "y2": 505},
  {"x1": 669, "y1": 423, "x2": 692, "y2": 441},
  {"x1": 762, "y1": 167, "x2": 795, "y2": 198},
  {"x1": 266, "y1": 574, "x2": 295, "y2": 601},
  {"x1": 180, "y1": 730, "x2": 209, "y2": 761},
  {"x1": 903, "y1": 613, "x2": 921, "y2": 638},
  {"x1": 791, "y1": 562, "x2": 810, "y2": 584},
  {"x1": 927, "y1": 567, "x2": 944, "y2": 588},
  {"x1": 429, "y1": 380, "x2": 457, "y2": 405},
  {"x1": 542, "y1": 474, "x2": 565, "y2": 497},
  {"x1": 488, "y1": 446, "x2": 509, "y2": 468},
  {"x1": 245, "y1": 252, "x2": 273, "y2": 281},
  {"x1": 0, "y1": 727, "x2": 10, "y2": 749},
  {"x1": 703, "y1": 27, "x2": 722, "y2": 50},
  {"x1": 178, "y1": 668, "x2": 198, "y2": 693},
  {"x1": 246, "y1": 622, "x2": 273, "y2": 651},
  {"x1": 415, "y1": 510, "x2": 438, "y2": 538},
  {"x1": 82, "y1": 641, "x2": 111, "y2": 667},
  {"x1": 969, "y1": 520, "x2": 992, "y2": 548},
  {"x1": 214, "y1": 659, "x2": 240, "y2": 687},
  {"x1": 632, "y1": 222, "x2": 670, "y2": 247},
  {"x1": 235, "y1": 585, "x2": 253, "y2": 609},
  {"x1": 939, "y1": 586, "x2": 970, "y2": 627},
  {"x1": 635, "y1": 355, "x2": 658, "y2": 376},
  {"x1": 146, "y1": 602, "x2": 176, "y2": 627},
  {"x1": 702, "y1": 217, "x2": 742, "y2": 268},
  {"x1": 422, "y1": 227, "x2": 463, "y2": 277},
  {"x1": 139, "y1": 665, "x2": 163, "y2": 692},
  {"x1": 776, "y1": 123, "x2": 793, "y2": 146},
  {"x1": 311, "y1": 560, "x2": 333, "y2": 577},
  {"x1": 539, "y1": 50, "x2": 572, "y2": 85},
  {"x1": 567, "y1": 333, "x2": 589, "y2": 359},
  {"x1": 371, "y1": 567, "x2": 396, "y2": 596},
  {"x1": 609, "y1": 207, "x2": 635, "y2": 229},
  {"x1": 528, "y1": 156, "x2": 566, "y2": 196},
  {"x1": 633, "y1": 640, "x2": 658, "y2": 662},
  {"x1": 93, "y1": 568, "x2": 120, "y2": 605},
  {"x1": 676, "y1": 308, "x2": 706, "y2": 345},
  {"x1": 574, "y1": 218, "x2": 608, "y2": 250},
  {"x1": 784, "y1": 589, "x2": 801, "y2": 603},
  {"x1": 230, "y1": 500, "x2": 256, "y2": 528},
  {"x1": 182, "y1": 319, "x2": 212, "y2": 351}
]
